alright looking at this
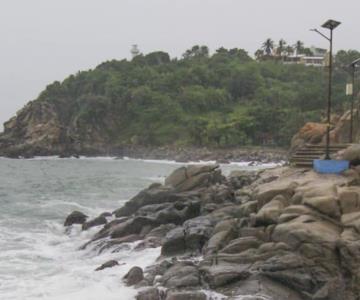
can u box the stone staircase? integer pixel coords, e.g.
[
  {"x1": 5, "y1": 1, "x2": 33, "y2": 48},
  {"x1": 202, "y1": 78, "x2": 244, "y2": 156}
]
[{"x1": 290, "y1": 144, "x2": 351, "y2": 168}]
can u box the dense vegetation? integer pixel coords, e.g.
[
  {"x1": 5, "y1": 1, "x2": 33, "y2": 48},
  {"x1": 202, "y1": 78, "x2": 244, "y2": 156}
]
[{"x1": 36, "y1": 45, "x2": 360, "y2": 147}]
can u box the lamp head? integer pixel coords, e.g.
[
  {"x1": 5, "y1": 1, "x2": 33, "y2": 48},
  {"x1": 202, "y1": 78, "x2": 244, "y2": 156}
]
[
  {"x1": 350, "y1": 58, "x2": 360, "y2": 67},
  {"x1": 321, "y1": 19, "x2": 341, "y2": 30}
]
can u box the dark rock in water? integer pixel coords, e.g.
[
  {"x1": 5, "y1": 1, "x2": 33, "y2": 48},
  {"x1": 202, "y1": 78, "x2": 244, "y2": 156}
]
[
  {"x1": 100, "y1": 212, "x2": 112, "y2": 218},
  {"x1": 123, "y1": 266, "x2": 144, "y2": 286},
  {"x1": 113, "y1": 186, "x2": 183, "y2": 217},
  {"x1": 110, "y1": 217, "x2": 160, "y2": 239},
  {"x1": 146, "y1": 224, "x2": 177, "y2": 240},
  {"x1": 134, "y1": 236, "x2": 162, "y2": 251},
  {"x1": 95, "y1": 260, "x2": 120, "y2": 271},
  {"x1": 64, "y1": 211, "x2": 88, "y2": 226},
  {"x1": 165, "y1": 291, "x2": 207, "y2": 300},
  {"x1": 136, "y1": 287, "x2": 162, "y2": 300},
  {"x1": 82, "y1": 215, "x2": 107, "y2": 231},
  {"x1": 216, "y1": 159, "x2": 230, "y2": 164}
]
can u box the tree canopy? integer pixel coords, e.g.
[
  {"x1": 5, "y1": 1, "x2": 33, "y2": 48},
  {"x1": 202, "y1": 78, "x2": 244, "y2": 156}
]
[{"x1": 34, "y1": 45, "x2": 360, "y2": 148}]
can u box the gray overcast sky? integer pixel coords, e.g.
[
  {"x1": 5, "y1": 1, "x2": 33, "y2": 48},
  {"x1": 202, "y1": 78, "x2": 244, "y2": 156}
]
[{"x1": 0, "y1": 0, "x2": 359, "y2": 130}]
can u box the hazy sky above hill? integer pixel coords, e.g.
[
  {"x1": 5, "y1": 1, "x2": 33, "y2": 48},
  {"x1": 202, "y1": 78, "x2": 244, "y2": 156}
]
[{"x1": 0, "y1": 0, "x2": 359, "y2": 129}]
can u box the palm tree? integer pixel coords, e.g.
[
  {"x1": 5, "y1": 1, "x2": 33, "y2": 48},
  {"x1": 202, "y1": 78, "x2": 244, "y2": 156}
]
[
  {"x1": 294, "y1": 40, "x2": 304, "y2": 55},
  {"x1": 276, "y1": 39, "x2": 287, "y2": 56},
  {"x1": 255, "y1": 49, "x2": 264, "y2": 60},
  {"x1": 286, "y1": 45, "x2": 294, "y2": 56},
  {"x1": 262, "y1": 38, "x2": 274, "y2": 56}
]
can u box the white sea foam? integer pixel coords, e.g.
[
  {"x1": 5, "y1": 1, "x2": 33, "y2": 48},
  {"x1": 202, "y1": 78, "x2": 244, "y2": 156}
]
[
  {"x1": 0, "y1": 157, "x2": 279, "y2": 300},
  {"x1": 0, "y1": 220, "x2": 160, "y2": 300}
]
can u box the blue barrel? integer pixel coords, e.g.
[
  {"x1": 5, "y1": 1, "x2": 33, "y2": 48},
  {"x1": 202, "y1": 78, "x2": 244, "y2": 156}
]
[{"x1": 313, "y1": 159, "x2": 350, "y2": 174}]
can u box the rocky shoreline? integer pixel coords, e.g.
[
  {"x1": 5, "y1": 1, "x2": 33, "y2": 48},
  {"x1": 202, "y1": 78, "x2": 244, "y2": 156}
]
[
  {"x1": 0, "y1": 145, "x2": 287, "y2": 164},
  {"x1": 63, "y1": 161, "x2": 360, "y2": 300}
]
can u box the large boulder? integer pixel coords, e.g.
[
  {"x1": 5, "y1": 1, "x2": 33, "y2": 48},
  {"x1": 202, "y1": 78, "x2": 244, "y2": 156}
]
[
  {"x1": 123, "y1": 266, "x2": 144, "y2": 286},
  {"x1": 64, "y1": 211, "x2": 88, "y2": 226},
  {"x1": 254, "y1": 195, "x2": 288, "y2": 225},
  {"x1": 82, "y1": 215, "x2": 107, "y2": 230},
  {"x1": 201, "y1": 264, "x2": 251, "y2": 288},
  {"x1": 164, "y1": 164, "x2": 224, "y2": 192},
  {"x1": 272, "y1": 215, "x2": 341, "y2": 252},
  {"x1": 159, "y1": 262, "x2": 200, "y2": 288},
  {"x1": 290, "y1": 122, "x2": 327, "y2": 153},
  {"x1": 337, "y1": 144, "x2": 360, "y2": 165},
  {"x1": 161, "y1": 216, "x2": 214, "y2": 256},
  {"x1": 136, "y1": 288, "x2": 162, "y2": 300},
  {"x1": 161, "y1": 227, "x2": 186, "y2": 256}
]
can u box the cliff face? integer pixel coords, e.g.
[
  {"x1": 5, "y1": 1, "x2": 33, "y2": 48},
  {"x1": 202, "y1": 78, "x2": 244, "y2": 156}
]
[{"x1": 0, "y1": 99, "x2": 119, "y2": 157}]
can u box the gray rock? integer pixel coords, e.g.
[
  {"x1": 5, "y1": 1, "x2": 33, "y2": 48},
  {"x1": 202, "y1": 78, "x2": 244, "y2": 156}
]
[
  {"x1": 95, "y1": 260, "x2": 119, "y2": 271},
  {"x1": 113, "y1": 186, "x2": 200, "y2": 217},
  {"x1": 82, "y1": 215, "x2": 107, "y2": 230},
  {"x1": 136, "y1": 288, "x2": 162, "y2": 300},
  {"x1": 165, "y1": 165, "x2": 223, "y2": 192},
  {"x1": 201, "y1": 264, "x2": 251, "y2": 288},
  {"x1": 161, "y1": 227, "x2": 186, "y2": 256},
  {"x1": 123, "y1": 266, "x2": 144, "y2": 286},
  {"x1": 111, "y1": 217, "x2": 160, "y2": 239},
  {"x1": 165, "y1": 291, "x2": 207, "y2": 300},
  {"x1": 160, "y1": 262, "x2": 200, "y2": 288},
  {"x1": 64, "y1": 211, "x2": 88, "y2": 226}
]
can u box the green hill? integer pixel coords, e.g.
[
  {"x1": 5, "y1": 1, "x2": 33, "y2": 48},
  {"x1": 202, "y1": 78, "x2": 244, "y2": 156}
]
[{"x1": 0, "y1": 46, "x2": 358, "y2": 157}]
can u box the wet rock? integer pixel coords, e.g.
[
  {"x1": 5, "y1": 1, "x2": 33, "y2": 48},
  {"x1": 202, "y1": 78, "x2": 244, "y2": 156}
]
[
  {"x1": 82, "y1": 215, "x2": 107, "y2": 231},
  {"x1": 113, "y1": 186, "x2": 199, "y2": 218},
  {"x1": 123, "y1": 266, "x2": 144, "y2": 286},
  {"x1": 161, "y1": 227, "x2": 186, "y2": 256},
  {"x1": 205, "y1": 219, "x2": 237, "y2": 254},
  {"x1": 64, "y1": 211, "x2": 88, "y2": 226},
  {"x1": 165, "y1": 291, "x2": 207, "y2": 300},
  {"x1": 100, "y1": 212, "x2": 112, "y2": 218},
  {"x1": 111, "y1": 217, "x2": 160, "y2": 239},
  {"x1": 159, "y1": 262, "x2": 200, "y2": 288},
  {"x1": 221, "y1": 236, "x2": 261, "y2": 254},
  {"x1": 136, "y1": 287, "x2": 162, "y2": 300},
  {"x1": 183, "y1": 216, "x2": 214, "y2": 254},
  {"x1": 146, "y1": 224, "x2": 177, "y2": 240},
  {"x1": 201, "y1": 264, "x2": 251, "y2": 288},
  {"x1": 95, "y1": 260, "x2": 120, "y2": 271}
]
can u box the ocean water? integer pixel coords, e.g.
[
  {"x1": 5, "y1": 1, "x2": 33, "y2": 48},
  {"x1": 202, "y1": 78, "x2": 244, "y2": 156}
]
[{"x1": 0, "y1": 157, "x2": 278, "y2": 300}]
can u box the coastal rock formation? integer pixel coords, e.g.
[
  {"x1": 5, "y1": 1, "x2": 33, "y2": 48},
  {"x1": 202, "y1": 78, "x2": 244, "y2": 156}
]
[
  {"x1": 290, "y1": 109, "x2": 360, "y2": 153},
  {"x1": 67, "y1": 163, "x2": 360, "y2": 299},
  {"x1": 0, "y1": 96, "x2": 286, "y2": 162}
]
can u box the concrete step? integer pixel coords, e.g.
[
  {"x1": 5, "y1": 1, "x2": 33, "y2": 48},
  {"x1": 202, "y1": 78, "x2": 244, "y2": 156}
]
[{"x1": 290, "y1": 143, "x2": 351, "y2": 168}]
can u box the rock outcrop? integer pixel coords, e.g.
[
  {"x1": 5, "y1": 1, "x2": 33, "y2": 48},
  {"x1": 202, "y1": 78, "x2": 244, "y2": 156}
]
[
  {"x1": 0, "y1": 100, "x2": 286, "y2": 161},
  {"x1": 290, "y1": 109, "x2": 360, "y2": 153},
  {"x1": 67, "y1": 163, "x2": 360, "y2": 299}
]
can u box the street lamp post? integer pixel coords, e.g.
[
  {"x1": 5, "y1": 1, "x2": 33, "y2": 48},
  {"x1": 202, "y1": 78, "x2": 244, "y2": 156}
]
[
  {"x1": 348, "y1": 58, "x2": 360, "y2": 143},
  {"x1": 311, "y1": 19, "x2": 341, "y2": 160}
]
